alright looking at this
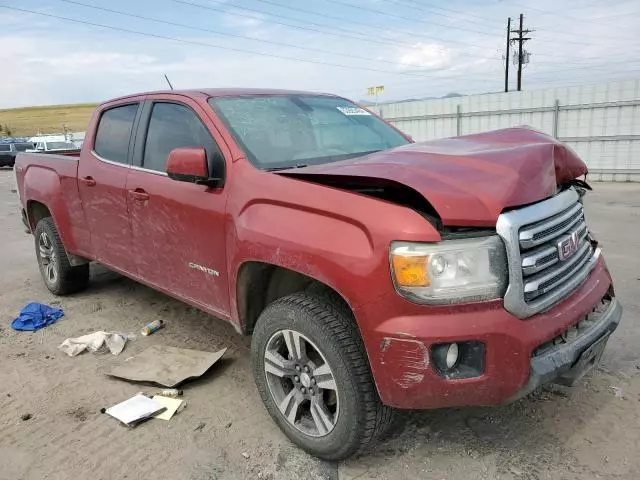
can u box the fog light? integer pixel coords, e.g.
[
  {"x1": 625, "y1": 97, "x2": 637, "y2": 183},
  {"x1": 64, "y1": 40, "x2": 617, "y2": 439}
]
[
  {"x1": 446, "y1": 342, "x2": 459, "y2": 369},
  {"x1": 432, "y1": 342, "x2": 458, "y2": 372},
  {"x1": 431, "y1": 341, "x2": 485, "y2": 379}
]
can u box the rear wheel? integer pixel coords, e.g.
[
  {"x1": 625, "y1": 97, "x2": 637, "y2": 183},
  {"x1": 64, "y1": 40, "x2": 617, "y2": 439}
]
[
  {"x1": 34, "y1": 217, "x2": 89, "y2": 295},
  {"x1": 251, "y1": 291, "x2": 393, "y2": 460}
]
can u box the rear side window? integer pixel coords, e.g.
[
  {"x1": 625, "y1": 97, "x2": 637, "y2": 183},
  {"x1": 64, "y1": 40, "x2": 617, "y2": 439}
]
[
  {"x1": 94, "y1": 103, "x2": 139, "y2": 164},
  {"x1": 143, "y1": 102, "x2": 216, "y2": 172},
  {"x1": 0, "y1": 145, "x2": 10, "y2": 152}
]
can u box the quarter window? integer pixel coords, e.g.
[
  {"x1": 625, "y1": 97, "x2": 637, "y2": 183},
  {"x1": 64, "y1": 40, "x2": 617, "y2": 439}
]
[{"x1": 94, "y1": 103, "x2": 139, "y2": 164}]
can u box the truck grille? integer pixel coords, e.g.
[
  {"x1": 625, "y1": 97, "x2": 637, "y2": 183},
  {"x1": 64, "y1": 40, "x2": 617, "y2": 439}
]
[{"x1": 496, "y1": 188, "x2": 599, "y2": 319}]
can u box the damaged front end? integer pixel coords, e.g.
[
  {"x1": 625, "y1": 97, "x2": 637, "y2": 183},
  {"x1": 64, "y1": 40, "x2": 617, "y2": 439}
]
[{"x1": 278, "y1": 127, "x2": 589, "y2": 229}]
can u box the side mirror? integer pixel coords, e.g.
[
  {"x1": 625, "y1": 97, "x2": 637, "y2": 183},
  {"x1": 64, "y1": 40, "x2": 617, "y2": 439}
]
[{"x1": 166, "y1": 147, "x2": 221, "y2": 188}]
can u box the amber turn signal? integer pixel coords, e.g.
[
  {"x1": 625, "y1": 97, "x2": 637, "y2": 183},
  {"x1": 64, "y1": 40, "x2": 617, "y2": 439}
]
[{"x1": 391, "y1": 254, "x2": 431, "y2": 287}]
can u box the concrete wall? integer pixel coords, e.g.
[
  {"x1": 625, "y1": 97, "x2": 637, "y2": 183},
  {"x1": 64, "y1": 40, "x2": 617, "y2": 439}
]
[{"x1": 371, "y1": 79, "x2": 640, "y2": 182}]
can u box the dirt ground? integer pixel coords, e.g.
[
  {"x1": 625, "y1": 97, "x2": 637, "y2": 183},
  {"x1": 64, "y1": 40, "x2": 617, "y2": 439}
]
[{"x1": 0, "y1": 168, "x2": 639, "y2": 480}]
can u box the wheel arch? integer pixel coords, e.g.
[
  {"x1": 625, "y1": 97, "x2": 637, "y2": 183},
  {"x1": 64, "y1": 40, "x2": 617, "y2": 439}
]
[
  {"x1": 27, "y1": 201, "x2": 89, "y2": 266},
  {"x1": 26, "y1": 200, "x2": 52, "y2": 231},
  {"x1": 236, "y1": 261, "x2": 354, "y2": 335}
]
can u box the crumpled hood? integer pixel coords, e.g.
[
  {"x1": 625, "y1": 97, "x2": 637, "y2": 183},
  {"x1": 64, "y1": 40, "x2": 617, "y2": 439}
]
[{"x1": 281, "y1": 127, "x2": 588, "y2": 227}]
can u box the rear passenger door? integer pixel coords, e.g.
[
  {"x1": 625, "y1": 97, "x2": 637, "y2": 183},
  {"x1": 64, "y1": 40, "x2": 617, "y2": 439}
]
[
  {"x1": 78, "y1": 102, "x2": 140, "y2": 273},
  {"x1": 126, "y1": 98, "x2": 231, "y2": 316}
]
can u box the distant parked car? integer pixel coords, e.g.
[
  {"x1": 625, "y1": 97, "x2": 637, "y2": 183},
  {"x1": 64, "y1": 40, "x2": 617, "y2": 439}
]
[
  {"x1": 26, "y1": 141, "x2": 80, "y2": 156},
  {"x1": 0, "y1": 142, "x2": 33, "y2": 167}
]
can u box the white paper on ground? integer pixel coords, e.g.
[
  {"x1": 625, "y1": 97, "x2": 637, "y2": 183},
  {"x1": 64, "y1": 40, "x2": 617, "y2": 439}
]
[
  {"x1": 105, "y1": 394, "x2": 164, "y2": 426},
  {"x1": 152, "y1": 396, "x2": 184, "y2": 420},
  {"x1": 59, "y1": 331, "x2": 127, "y2": 356}
]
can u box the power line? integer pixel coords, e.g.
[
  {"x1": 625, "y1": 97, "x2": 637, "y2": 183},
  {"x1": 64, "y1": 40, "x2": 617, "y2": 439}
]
[
  {"x1": 511, "y1": 0, "x2": 637, "y2": 33},
  {"x1": 56, "y1": 0, "x2": 462, "y2": 71},
  {"x1": 528, "y1": 58, "x2": 640, "y2": 74},
  {"x1": 6, "y1": 1, "x2": 635, "y2": 99},
  {"x1": 181, "y1": 0, "x2": 632, "y2": 64},
  {"x1": 370, "y1": 60, "x2": 640, "y2": 94},
  {"x1": 174, "y1": 0, "x2": 492, "y2": 57},
  {"x1": 375, "y1": 58, "x2": 640, "y2": 93},
  {"x1": 391, "y1": 0, "x2": 503, "y2": 24},
  {"x1": 317, "y1": 0, "x2": 500, "y2": 37},
  {"x1": 534, "y1": 27, "x2": 633, "y2": 42},
  {"x1": 0, "y1": 4, "x2": 495, "y2": 82},
  {"x1": 243, "y1": 0, "x2": 501, "y2": 49},
  {"x1": 259, "y1": 0, "x2": 631, "y2": 49}
]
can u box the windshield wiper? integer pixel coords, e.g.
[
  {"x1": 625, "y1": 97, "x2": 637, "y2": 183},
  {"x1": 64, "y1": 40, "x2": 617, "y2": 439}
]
[{"x1": 264, "y1": 164, "x2": 308, "y2": 172}]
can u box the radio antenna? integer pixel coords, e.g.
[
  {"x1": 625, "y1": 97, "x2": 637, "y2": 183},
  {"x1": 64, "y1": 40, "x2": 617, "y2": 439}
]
[{"x1": 164, "y1": 74, "x2": 174, "y2": 90}]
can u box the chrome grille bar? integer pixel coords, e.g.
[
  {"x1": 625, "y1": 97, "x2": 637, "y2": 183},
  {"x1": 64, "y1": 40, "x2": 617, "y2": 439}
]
[
  {"x1": 497, "y1": 188, "x2": 598, "y2": 319},
  {"x1": 519, "y1": 202, "x2": 583, "y2": 249},
  {"x1": 524, "y1": 242, "x2": 592, "y2": 299},
  {"x1": 521, "y1": 224, "x2": 588, "y2": 275}
]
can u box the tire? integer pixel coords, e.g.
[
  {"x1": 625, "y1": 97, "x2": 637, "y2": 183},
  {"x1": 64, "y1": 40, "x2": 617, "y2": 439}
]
[
  {"x1": 251, "y1": 291, "x2": 394, "y2": 460},
  {"x1": 34, "y1": 217, "x2": 89, "y2": 295}
]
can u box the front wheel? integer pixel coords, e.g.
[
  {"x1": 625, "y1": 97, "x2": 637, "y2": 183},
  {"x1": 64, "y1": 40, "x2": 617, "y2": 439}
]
[
  {"x1": 251, "y1": 291, "x2": 393, "y2": 460},
  {"x1": 34, "y1": 217, "x2": 89, "y2": 295}
]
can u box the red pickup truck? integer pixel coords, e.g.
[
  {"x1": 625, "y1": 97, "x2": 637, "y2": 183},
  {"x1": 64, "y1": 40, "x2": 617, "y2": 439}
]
[{"x1": 15, "y1": 89, "x2": 622, "y2": 460}]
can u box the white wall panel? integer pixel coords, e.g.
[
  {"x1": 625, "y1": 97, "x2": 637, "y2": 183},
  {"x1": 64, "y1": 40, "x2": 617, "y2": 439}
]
[{"x1": 372, "y1": 79, "x2": 640, "y2": 182}]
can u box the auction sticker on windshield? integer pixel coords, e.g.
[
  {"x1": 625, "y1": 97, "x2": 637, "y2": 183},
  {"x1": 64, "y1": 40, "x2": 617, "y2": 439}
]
[{"x1": 337, "y1": 106, "x2": 371, "y2": 116}]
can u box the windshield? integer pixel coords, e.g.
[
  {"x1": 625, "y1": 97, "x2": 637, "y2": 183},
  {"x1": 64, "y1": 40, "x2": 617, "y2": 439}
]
[
  {"x1": 47, "y1": 142, "x2": 78, "y2": 150},
  {"x1": 14, "y1": 143, "x2": 32, "y2": 152},
  {"x1": 209, "y1": 95, "x2": 409, "y2": 170},
  {"x1": 0, "y1": 145, "x2": 10, "y2": 152}
]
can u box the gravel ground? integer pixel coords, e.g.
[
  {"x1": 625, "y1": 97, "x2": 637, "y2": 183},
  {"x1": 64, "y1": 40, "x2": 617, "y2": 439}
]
[{"x1": 0, "y1": 168, "x2": 639, "y2": 480}]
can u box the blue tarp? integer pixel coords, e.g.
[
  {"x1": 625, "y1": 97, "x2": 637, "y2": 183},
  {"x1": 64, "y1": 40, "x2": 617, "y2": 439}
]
[{"x1": 11, "y1": 303, "x2": 64, "y2": 331}]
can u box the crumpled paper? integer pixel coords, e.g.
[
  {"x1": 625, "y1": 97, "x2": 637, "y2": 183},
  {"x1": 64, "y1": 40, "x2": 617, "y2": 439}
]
[{"x1": 59, "y1": 331, "x2": 128, "y2": 357}]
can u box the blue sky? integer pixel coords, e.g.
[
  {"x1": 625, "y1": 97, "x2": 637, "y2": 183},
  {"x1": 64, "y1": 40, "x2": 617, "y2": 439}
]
[{"x1": 0, "y1": 0, "x2": 638, "y2": 108}]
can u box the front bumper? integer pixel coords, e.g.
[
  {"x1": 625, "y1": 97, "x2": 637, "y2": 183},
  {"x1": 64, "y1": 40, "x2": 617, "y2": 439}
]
[
  {"x1": 356, "y1": 256, "x2": 621, "y2": 409},
  {"x1": 509, "y1": 296, "x2": 622, "y2": 402}
]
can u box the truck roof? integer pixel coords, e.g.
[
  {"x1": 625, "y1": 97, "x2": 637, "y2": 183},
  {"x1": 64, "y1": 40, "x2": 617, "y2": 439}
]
[{"x1": 103, "y1": 88, "x2": 339, "y2": 106}]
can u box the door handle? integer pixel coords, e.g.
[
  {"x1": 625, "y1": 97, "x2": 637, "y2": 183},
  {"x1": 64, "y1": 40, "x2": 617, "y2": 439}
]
[
  {"x1": 128, "y1": 188, "x2": 150, "y2": 202},
  {"x1": 80, "y1": 176, "x2": 96, "y2": 187}
]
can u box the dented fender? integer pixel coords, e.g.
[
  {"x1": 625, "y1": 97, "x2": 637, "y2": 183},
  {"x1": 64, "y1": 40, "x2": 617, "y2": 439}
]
[{"x1": 225, "y1": 160, "x2": 441, "y2": 327}]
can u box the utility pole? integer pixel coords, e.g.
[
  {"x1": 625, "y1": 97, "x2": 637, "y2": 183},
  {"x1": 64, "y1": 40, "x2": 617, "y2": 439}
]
[
  {"x1": 510, "y1": 13, "x2": 532, "y2": 91},
  {"x1": 504, "y1": 17, "x2": 511, "y2": 92}
]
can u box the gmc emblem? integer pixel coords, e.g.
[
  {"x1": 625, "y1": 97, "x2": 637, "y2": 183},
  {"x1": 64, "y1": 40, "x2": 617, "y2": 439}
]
[{"x1": 558, "y1": 230, "x2": 580, "y2": 261}]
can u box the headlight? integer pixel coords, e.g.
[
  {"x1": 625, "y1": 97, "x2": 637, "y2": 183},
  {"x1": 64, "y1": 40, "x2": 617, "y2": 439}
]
[{"x1": 390, "y1": 236, "x2": 508, "y2": 304}]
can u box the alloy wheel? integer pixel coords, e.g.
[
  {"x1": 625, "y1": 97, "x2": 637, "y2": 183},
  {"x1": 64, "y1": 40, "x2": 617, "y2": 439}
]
[
  {"x1": 38, "y1": 232, "x2": 58, "y2": 285},
  {"x1": 264, "y1": 329, "x2": 339, "y2": 437}
]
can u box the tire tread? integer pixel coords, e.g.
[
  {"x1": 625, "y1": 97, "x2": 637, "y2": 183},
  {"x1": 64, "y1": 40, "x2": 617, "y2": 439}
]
[
  {"x1": 252, "y1": 289, "x2": 393, "y2": 460},
  {"x1": 35, "y1": 217, "x2": 89, "y2": 295}
]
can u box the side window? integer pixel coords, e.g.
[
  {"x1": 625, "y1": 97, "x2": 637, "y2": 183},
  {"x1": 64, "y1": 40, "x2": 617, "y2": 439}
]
[
  {"x1": 94, "y1": 103, "x2": 139, "y2": 164},
  {"x1": 143, "y1": 102, "x2": 217, "y2": 172}
]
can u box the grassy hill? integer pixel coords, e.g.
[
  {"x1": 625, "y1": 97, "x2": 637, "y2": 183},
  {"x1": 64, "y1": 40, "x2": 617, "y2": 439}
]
[{"x1": 0, "y1": 103, "x2": 97, "y2": 137}]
